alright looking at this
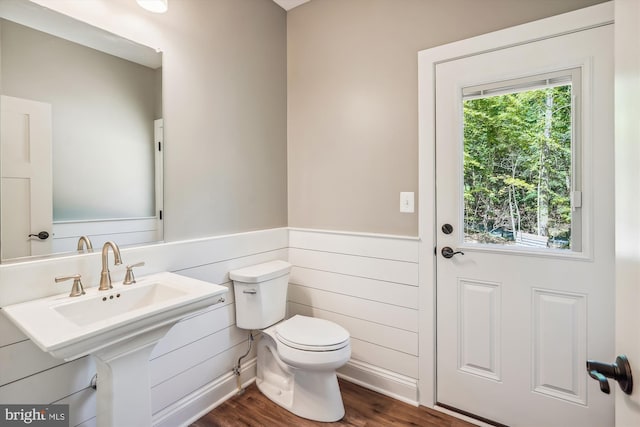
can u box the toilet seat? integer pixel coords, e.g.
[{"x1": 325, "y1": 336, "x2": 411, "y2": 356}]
[{"x1": 275, "y1": 315, "x2": 349, "y2": 352}]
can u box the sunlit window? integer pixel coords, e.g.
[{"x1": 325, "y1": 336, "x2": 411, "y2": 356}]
[{"x1": 462, "y1": 69, "x2": 581, "y2": 251}]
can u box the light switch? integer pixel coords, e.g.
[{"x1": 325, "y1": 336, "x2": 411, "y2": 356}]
[{"x1": 400, "y1": 192, "x2": 414, "y2": 213}]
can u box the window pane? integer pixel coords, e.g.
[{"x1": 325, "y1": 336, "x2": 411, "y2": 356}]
[{"x1": 463, "y1": 84, "x2": 573, "y2": 250}]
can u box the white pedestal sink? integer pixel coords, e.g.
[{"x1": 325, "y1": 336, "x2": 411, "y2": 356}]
[{"x1": 3, "y1": 272, "x2": 228, "y2": 427}]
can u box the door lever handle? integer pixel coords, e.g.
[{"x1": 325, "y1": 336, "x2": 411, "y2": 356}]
[
  {"x1": 588, "y1": 369, "x2": 611, "y2": 394},
  {"x1": 441, "y1": 246, "x2": 465, "y2": 259},
  {"x1": 28, "y1": 231, "x2": 50, "y2": 240},
  {"x1": 586, "y1": 355, "x2": 633, "y2": 395}
]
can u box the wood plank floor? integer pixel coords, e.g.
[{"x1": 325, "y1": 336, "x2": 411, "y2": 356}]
[{"x1": 191, "y1": 379, "x2": 477, "y2": 427}]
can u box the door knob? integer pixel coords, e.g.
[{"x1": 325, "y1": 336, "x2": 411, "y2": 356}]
[
  {"x1": 586, "y1": 355, "x2": 633, "y2": 395},
  {"x1": 441, "y1": 246, "x2": 465, "y2": 259},
  {"x1": 28, "y1": 231, "x2": 50, "y2": 240}
]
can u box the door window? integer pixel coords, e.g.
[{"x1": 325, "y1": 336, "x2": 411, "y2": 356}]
[{"x1": 462, "y1": 69, "x2": 582, "y2": 251}]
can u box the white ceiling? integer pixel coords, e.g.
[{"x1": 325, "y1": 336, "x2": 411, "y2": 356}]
[{"x1": 272, "y1": 0, "x2": 310, "y2": 11}]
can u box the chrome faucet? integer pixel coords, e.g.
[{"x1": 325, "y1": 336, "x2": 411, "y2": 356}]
[
  {"x1": 99, "y1": 241, "x2": 122, "y2": 291},
  {"x1": 77, "y1": 235, "x2": 93, "y2": 252}
]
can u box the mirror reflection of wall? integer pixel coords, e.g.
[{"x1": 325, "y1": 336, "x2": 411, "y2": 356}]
[{"x1": 0, "y1": 14, "x2": 163, "y2": 262}]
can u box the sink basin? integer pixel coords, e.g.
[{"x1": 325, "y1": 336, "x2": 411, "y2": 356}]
[
  {"x1": 2, "y1": 271, "x2": 227, "y2": 361},
  {"x1": 2, "y1": 271, "x2": 228, "y2": 427},
  {"x1": 54, "y1": 282, "x2": 188, "y2": 327}
]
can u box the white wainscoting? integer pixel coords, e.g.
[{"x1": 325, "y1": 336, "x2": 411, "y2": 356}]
[
  {"x1": 0, "y1": 228, "x2": 287, "y2": 427},
  {"x1": 52, "y1": 217, "x2": 162, "y2": 254},
  {"x1": 0, "y1": 226, "x2": 422, "y2": 426},
  {"x1": 288, "y1": 228, "x2": 420, "y2": 405}
]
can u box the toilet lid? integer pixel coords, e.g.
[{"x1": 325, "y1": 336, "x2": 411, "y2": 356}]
[{"x1": 275, "y1": 315, "x2": 350, "y2": 351}]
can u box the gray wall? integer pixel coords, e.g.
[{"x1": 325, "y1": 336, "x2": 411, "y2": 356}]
[
  {"x1": 32, "y1": 0, "x2": 288, "y2": 241},
  {"x1": 30, "y1": 0, "x2": 604, "y2": 240},
  {"x1": 287, "y1": 0, "x2": 607, "y2": 236},
  {"x1": 159, "y1": 0, "x2": 288, "y2": 240}
]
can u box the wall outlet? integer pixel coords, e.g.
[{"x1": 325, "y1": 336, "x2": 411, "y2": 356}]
[{"x1": 400, "y1": 192, "x2": 414, "y2": 213}]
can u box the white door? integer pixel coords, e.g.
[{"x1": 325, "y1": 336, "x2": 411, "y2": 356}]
[
  {"x1": 435, "y1": 25, "x2": 613, "y2": 426},
  {"x1": 0, "y1": 95, "x2": 53, "y2": 259}
]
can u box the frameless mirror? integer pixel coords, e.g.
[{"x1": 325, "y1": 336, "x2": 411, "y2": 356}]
[{"x1": 0, "y1": 0, "x2": 163, "y2": 263}]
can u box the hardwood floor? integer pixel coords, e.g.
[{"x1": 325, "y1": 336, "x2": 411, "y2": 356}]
[{"x1": 191, "y1": 379, "x2": 477, "y2": 427}]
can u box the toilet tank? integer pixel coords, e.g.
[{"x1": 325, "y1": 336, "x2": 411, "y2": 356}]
[{"x1": 229, "y1": 260, "x2": 291, "y2": 330}]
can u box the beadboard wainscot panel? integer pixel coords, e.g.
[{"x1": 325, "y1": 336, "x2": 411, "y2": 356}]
[
  {"x1": 289, "y1": 267, "x2": 418, "y2": 309},
  {"x1": 289, "y1": 229, "x2": 419, "y2": 262},
  {"x1": 0, "y1": 228, "x2": 288, "y2": 307},
  {"x1": 151, "y1": 343, "x2": 258, "y2": 418},
  {"x1": 288, "y1": 284, "x2": 417, "y2": 332},
  {"x1": 153, "y1": 358, "x2": 256, "y2": 427},
  {"x1": 0, "y1": 228, "x2": 288, "y2": 427},
  {"x1": 290, "y1": 248, "x2": 417, "y2": 285},
  {"x1": 54, "y1": 388, "x2": 96, "y2": 427},
  {"x1": 0, "y1": 339, "x2": 64, "y2": 386},
  {"x1": 0, "y1": 356, "x2": 96, "y2": 404},
  {"x1": 289, "y1": 302, "x2": 417, "y2": 356},
  {"x1": 52, "y1": 217, "x2": 162, "y2": 254},
  {"x1": 0, "y1": 310, "x2": 27, "y2": 346},
  {"x1": 150, "y1": 287, "x2": 236, "y2": 363},
  {"x1": 287, "y1": 228, "x2": 420, "y2": 404}
]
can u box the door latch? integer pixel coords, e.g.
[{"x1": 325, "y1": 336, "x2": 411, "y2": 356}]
[{"x1": 586, "y1": 355, "x2": 633, "y2": 395}]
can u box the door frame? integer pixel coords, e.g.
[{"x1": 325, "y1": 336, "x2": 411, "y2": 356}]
[
  {"x1": 417, "y1": 1, "x2": 614, "y2": 410},
  {"x1": 614, "y1": 0, "x2": 640, "y2": 425}
]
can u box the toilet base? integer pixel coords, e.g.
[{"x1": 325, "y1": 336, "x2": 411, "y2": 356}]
[
  {"x1": 257, "y1": 367, "x2": 345, "y2": 422},
  {"x1": 256, "y1": 334, "x2": 346, "y2": 422}
]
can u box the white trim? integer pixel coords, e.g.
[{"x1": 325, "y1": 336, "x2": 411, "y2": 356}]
[
  {"x1": 153, "y1": 358, "x2": 257, "y2": 427},
  {"x1": 421, "y1": 3, "x2": 613, "y2": 64},
  {"x1": 417, "y1": 1, "x2": 614, "y2": 408},
  {"x1": 288, "y1": 227, "x2": 420, "y2": 242},
  {"x1": 614, "y1": 1, "x2": 640, "y2": 425},
  {"x1": 152, "y1": 357, "x2": 421, "y2": 425},
  {"x1": 337, "y1": 359, "x2": 419, "y2": 406},
  {"x1": 453, "y1": 242, "x2": 592, "y2": 261},
  {"x1": 289, "y1": 228, "x2": 419, "y2": 263}
]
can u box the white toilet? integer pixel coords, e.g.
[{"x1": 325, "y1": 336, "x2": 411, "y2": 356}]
[{"x1": 229, "y1": 260, "x2": 351, "y2": 422}]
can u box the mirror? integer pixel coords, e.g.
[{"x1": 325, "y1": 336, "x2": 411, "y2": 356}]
[{"x1": 0, "y1": 0, "x2": 163, "y2": 262}]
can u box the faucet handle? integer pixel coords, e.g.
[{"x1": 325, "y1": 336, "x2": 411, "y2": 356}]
[
  {"x1": 55, "y1": 274, "x2": 85, "y2": 297},
  {"x1": 123, "y1": 262, "x2": 145, "y2": 285}
]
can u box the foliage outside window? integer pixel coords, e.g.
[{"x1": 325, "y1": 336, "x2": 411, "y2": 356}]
[{"x1": 463, "y1": 84, "x2": 573, "y2": 249}]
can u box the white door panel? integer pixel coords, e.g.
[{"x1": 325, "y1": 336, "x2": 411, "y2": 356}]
[
  {"x1": 1, "y1": 96, "x2": 53, "y2": 259},
  {"x1": 435, "y1": 25, "x2": 613, "y2": 427}
]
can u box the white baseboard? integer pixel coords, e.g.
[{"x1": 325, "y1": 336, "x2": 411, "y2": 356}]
[
  {"x1": 152, "y1": 357, "x2": 419, "y2": 426},
  {"x1": 153, "y1": 358, "x2": 257, "y2": 427},
  {"x1": 337, "y1": 359, "x2": 419, "y2": 406}
]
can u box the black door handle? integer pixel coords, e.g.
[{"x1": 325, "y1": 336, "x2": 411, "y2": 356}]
[
  {"x1": 586, "y1": 355, "x2": 633, "y2": 395},
  {"x1": 588, "y1": 369, "x2": 611, "y2": 394},
  {"x1": 441, "y1": 246, "x2": 465, "y2": 259},
  {"x1": 28, "y1": 231, "x2": 50, "y2": 240}
]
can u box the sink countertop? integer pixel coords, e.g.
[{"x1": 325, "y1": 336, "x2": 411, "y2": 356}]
[{"x1": 2, "y1": 271, "x2": 228, "y2": 360}]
